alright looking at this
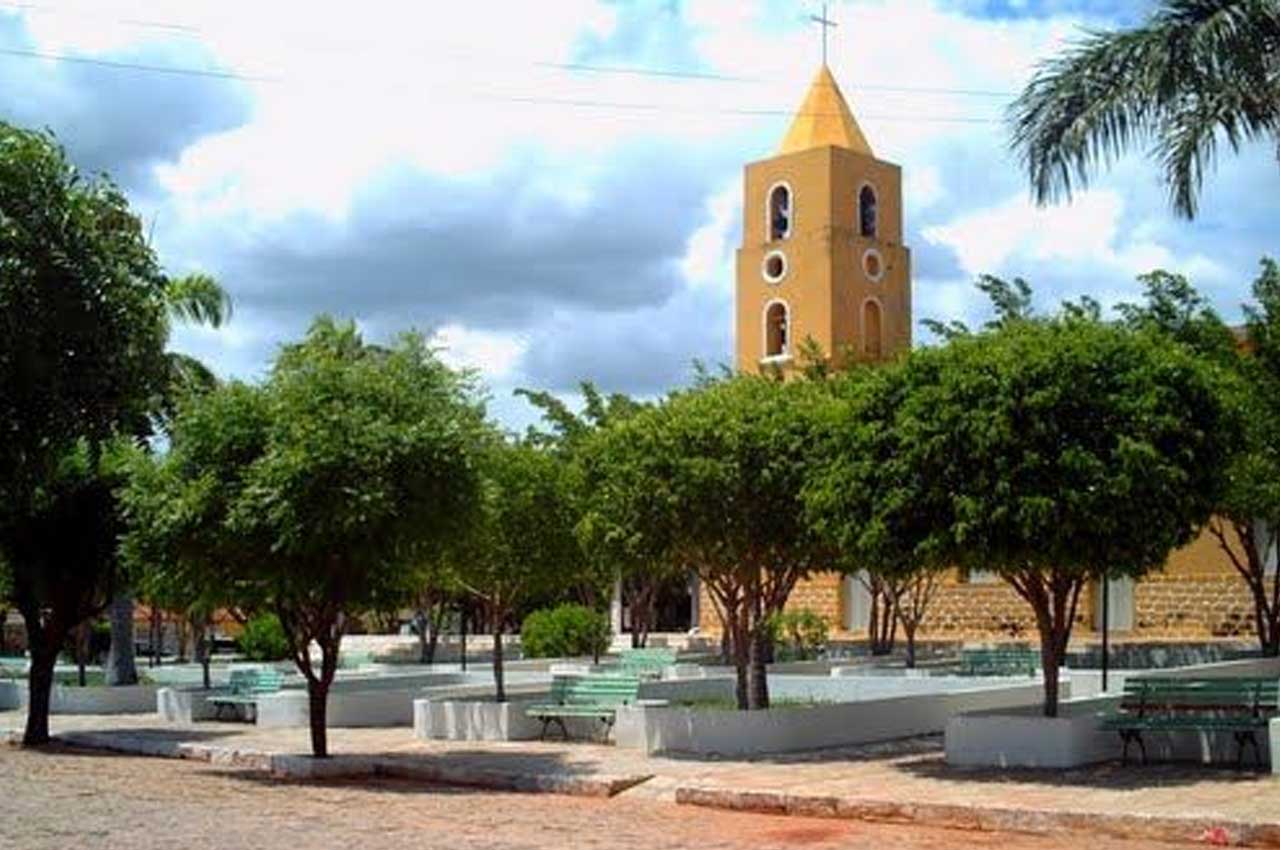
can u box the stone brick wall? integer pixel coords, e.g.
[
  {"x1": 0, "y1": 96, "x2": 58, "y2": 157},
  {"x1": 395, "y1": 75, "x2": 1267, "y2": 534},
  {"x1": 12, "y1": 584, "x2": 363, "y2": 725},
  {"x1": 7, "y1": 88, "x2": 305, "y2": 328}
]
[
  {"x1": 691, "y1": 524, "x2": 1265, "y2": 642},
  {"x1": 1134, "y1": 575, "x2": 1256, "y2": 638}
]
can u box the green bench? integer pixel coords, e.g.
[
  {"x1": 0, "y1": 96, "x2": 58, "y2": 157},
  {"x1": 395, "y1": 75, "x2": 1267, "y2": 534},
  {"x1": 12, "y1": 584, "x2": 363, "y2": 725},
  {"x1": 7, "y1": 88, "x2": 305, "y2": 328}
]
[
  {"x1": 526, "y1": 674, "x2": 641, "y2": 742},
  {"x1": 209, "y1": 668, "x2": 285, "y2": 722},
  {"x1": 339, "y1": 651, "x2": 374, "y2": 669},
  {"x1": 1101, "y1": 676, "x2": 1280, "y2": 766},
  {"x1": 959, "y1": 646, "x2": 1039, "y2": 677},
  {"x1": 618, "y1": 647, "x2": 677, "y2": 680}
]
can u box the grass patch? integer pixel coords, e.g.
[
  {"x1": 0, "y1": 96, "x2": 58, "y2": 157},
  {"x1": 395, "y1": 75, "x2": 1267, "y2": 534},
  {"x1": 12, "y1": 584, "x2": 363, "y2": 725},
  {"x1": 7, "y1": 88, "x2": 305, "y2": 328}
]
[{"x1": 673, "y1": 696, "x2": 833, "y2": 711}]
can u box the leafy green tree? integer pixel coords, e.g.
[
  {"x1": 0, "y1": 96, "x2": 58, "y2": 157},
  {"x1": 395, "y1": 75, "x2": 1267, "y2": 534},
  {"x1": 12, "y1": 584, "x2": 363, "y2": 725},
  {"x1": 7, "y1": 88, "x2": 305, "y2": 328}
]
[
  {"x1": 107, "y1": 274, "x2": 234, "y2": 687},
  {"x1": 518, "y1": 382, "x2": 658, "y2": 639},
  {"x1": 888, "y1": 308, "x2": 1232, "y2": 715},
  {"x1": 804, "y1": 366, "x2": 947, "y2": 669},
  {"x1": 0, "y1": 123, "x2": 175, "y2": 744},
  {"x1": 451, "y1": 441, "x2": 583, "y2": 702},
  {"x1": 121, "y1": 318, "x2": 485, "y2": 756},
  {"x1": 582, "y1": 376, "x2": 832, "y2": 710},
  {"x1": 0, "y1": 441, "x2": 140, "y2": 743},
  {"x1": 1009, "y1": 0, "x2": 1280, "y2": 218},
  {"x1": 1120, "y1": 261, "x2": 1280, "y2": 655}
]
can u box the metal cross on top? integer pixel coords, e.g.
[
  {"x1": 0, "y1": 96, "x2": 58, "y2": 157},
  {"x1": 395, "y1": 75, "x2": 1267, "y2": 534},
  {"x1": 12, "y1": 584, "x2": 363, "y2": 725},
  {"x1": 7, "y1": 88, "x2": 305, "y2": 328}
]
[{"x1": 810, "y1": 2, "x2": 838, "y2": 65}]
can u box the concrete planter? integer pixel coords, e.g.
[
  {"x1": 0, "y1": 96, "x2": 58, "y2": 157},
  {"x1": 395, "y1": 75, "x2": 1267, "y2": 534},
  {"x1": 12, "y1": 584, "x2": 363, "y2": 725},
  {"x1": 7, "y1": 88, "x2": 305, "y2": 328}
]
[
  {"x1": 415, "y1": 697, "x2": 553, "y2": 741},
  {"x1": 616, "y1": 679, "x2": 1052, "y2": 756},
  {"x1": 945, "y1": 697, "x2": 1118, "y2": 768},
  {"x1": 0, "y1": 680, "x2": 159, "y2": 714},
  {"x1": 413, "y1": 676, "x2": 735, "y2": 743},
  {"x1": 0, "y1": 681, "x2": 19, "y2": 710},
  {"x1": 252, "y1": 671, "x2": 469, "y2": 729},
  {"x1": 157, "y1": 687, "x2": 221, "y2": 723}
]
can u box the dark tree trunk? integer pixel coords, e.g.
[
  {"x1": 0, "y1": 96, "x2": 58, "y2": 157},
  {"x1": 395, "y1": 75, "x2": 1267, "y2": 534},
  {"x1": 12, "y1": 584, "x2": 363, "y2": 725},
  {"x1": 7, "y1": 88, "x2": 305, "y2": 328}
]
[
  {"x1": 194, "y1": 618, "x2": 212, "y2": 690},
  {"x1": 20, "y1": 609, "x2": 62, "y2": 746},
  {"x1": 105, "y1": 592, "x2": 138, "y2": 686},
  {"x1": 460, "y1": 608, "x2": 467, "y2": 672},
  {"x1": 149, "y1": 607, "x2": 162, "y2": 667},
  {"x1": 1015, "y1": 572, "x2": 1084, "y2": 718},
  {"x1": 903, "y1": 623, "x2": 918, "y2": 669},
  {"x1": 747, "y1": 625, "x2": 770, "y2": 710},
  {"x1": 75, "y1": 623, "x2": 88, "y2": 687},
  {"x1": 307, "y1": 679, "x2": 330, "y2": 757},
  {"x1": 492, "y1": 620, "x2": 506, "y2": 703}
]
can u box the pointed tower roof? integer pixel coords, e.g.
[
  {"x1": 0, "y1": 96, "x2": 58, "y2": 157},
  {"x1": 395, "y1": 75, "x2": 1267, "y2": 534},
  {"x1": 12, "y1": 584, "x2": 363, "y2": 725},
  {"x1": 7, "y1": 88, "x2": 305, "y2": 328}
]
[{"x1": 778, "y1": 65, "x2": 873, "y2": 157}]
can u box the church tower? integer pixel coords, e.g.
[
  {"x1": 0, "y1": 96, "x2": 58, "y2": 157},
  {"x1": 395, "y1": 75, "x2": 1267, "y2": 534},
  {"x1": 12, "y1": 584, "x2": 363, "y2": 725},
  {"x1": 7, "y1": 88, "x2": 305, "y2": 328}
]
[{"x1": 735, "y1": 65, "x2": 911, "y2": 372}]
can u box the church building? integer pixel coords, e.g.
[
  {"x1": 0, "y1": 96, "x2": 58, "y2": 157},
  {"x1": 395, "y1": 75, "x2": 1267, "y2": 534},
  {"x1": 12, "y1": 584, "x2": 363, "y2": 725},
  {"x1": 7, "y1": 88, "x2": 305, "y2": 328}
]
[{"x1": 694, "y1": 63, "x2": 1263, "y2": 646}]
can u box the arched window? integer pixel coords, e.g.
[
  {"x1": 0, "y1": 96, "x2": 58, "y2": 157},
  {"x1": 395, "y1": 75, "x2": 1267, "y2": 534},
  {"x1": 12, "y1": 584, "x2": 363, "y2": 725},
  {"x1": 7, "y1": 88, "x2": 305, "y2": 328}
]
[
  {"x1": 765, "y1": 301, "x2": 789, "y2": 358},
  {"x1": 862, "y1": 299, "x2": 882, "y2": 358},
  {"x1": 859, "y1": 184, "x2": 878, "y2": 238},
  {"x1": 767, "y1": 183, "x2": 792, "y2": 241}
]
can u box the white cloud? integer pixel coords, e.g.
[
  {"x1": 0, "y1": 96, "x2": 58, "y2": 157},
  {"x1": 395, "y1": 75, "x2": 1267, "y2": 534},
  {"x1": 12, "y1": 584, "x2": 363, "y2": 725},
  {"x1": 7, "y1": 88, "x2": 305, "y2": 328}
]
[
  {"x1": 431, "y1": 324, "x2": 527, "y2": 382},
  {"x1": 923, "y1": 189, "x2": 1227, "y2": 286}
]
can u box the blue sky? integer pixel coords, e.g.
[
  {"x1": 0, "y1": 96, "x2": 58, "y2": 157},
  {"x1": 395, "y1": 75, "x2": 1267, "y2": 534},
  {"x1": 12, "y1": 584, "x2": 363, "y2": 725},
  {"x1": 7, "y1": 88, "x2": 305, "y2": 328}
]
[{"x1": 1, "y1": 0, "x2": 1273, "y2": 430}]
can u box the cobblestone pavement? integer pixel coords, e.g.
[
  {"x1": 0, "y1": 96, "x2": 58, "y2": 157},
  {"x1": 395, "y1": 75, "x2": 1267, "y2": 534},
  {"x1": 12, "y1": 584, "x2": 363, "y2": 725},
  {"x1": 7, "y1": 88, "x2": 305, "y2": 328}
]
[{"x1": 0, "y1": 746, "x2": 1193, "y2": 850}]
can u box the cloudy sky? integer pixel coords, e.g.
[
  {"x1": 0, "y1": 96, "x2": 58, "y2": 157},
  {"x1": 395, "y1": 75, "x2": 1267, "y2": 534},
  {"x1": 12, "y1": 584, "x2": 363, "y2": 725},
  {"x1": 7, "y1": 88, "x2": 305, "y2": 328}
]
[{"x1": 3, "y1": 0, "x2": 1275, "y2": 430}]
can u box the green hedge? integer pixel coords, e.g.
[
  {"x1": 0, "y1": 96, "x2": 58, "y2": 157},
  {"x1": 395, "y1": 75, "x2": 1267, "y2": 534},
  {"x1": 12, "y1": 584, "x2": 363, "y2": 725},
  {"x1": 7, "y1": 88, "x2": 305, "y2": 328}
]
[
  {"x1": 238, "y1": 613, "x2": 291, "y2": 662},
  {"x1": 520, "y1": 604, "x2": 610, "y2": 659}
]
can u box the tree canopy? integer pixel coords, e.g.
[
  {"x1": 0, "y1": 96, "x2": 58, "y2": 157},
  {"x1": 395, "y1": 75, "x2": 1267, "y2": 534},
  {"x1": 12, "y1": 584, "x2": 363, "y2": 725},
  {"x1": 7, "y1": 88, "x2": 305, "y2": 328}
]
[
  {"x1": 582, "y1": 375, "x2": 832, "y2": 709},
  {"x1": 123, "y1": 317, "x2": 487, "y2": 755},
  {"x1": 886, "y1": 308, "x2": 1234, "y2": 714}
]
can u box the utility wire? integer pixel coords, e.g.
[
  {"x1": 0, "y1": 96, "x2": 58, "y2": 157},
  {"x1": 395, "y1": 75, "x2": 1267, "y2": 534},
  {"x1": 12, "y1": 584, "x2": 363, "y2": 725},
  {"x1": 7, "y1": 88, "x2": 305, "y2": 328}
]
[
  {"x1": 0, "y1": 1, "x2": 1018, "y2": 99},
  {"x1": 0, "y1": 47, "x2": 1004, "y2": 124}
]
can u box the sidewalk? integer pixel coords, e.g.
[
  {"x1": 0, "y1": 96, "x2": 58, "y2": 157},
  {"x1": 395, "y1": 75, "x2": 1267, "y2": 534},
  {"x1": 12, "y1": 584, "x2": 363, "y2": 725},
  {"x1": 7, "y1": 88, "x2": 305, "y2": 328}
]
[{"x1": 5, "y1": 710, "x2": 1280, "y2": 846}]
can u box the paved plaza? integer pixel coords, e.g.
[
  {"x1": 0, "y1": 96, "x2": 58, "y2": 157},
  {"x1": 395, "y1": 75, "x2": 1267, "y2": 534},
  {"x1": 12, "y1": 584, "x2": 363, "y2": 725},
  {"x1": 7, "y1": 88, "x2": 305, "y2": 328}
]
[
  {"x1": 0, "y1": 744, "x2": 1207, "y2": 850},
  {"x1": 5, "y1": 710, "x2": 1280, "y2": 846}
]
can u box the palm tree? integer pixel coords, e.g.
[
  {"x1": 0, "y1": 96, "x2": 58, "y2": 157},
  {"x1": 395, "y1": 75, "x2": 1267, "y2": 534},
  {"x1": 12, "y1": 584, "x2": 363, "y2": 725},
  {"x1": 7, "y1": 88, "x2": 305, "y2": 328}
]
[
  {"x1": 105, "y1": 273, "x2": 232, "y2": 686},
  {"x1": 1009, "y1": 0, "x2": 1280, "y2": 218}
]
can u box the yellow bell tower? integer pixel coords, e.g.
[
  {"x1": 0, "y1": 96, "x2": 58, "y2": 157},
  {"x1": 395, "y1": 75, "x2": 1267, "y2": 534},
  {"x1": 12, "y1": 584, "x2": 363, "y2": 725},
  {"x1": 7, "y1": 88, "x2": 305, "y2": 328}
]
[{"x1": 734, "y1": 65, "x2": 911, "y2": 372}]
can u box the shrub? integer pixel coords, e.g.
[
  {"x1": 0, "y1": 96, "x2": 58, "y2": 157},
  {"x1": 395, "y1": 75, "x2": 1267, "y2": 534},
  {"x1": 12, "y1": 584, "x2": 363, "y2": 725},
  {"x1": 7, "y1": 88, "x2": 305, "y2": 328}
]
[
  {"x1": 768, "y1": 609, "x2": 829, "y2": 661},
  {"x1": 520, "y1": 604, "x2": 610, "y2": 659},
  {"x1": 238, "y1": 613, "x2": 290, "y2": 661}
]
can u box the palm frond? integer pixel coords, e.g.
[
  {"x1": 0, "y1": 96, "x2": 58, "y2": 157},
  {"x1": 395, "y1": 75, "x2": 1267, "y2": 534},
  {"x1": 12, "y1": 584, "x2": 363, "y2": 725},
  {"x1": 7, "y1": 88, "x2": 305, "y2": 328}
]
[
  {"x1": 165, "y1": 273, "x2": 233, "y2": 328},
  {"x1": 1009, "y1": 0, "x2": 1280, "y2": 218}
]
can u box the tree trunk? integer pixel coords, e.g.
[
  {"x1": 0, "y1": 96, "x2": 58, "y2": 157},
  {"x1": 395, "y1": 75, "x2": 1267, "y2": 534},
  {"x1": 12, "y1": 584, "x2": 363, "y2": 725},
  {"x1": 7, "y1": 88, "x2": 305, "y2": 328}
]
[
  {"x1": 492, "y1": 620, "x2": 506, "y2": 703},
  {"x1": 1017, "y1": 573, "x2": 1084, "y2": 718},
  {"x1": 20, "y1": 610, "x2": 61, "y2": 746},
  {"x1": 307, "y1": 678, "x2": 330, "y2": 757},
  {"x1": 747, "y1": 625, "x2": 770, "y2": 710},
  {"x1": 415, "y1": 610, "x2": 429, "y2": 664},
  {"x1": 149, "y1": 607, "x2": 162, "y2": 667},
  {"x1": 460, "y1": 607, "x2": 468, "y2": 672},
  {"x1": 75, "y1": 622, "x2": 88, "y2": 687},
  {"x1": 194, "y1": 618, "x2": 212, "y2": 690},
  {"x1": 105, "y1": 593, "x2": 138, "y2": 686},
  {"x1": 903, "y1": 621, "x2": 917, "y2": 669}
]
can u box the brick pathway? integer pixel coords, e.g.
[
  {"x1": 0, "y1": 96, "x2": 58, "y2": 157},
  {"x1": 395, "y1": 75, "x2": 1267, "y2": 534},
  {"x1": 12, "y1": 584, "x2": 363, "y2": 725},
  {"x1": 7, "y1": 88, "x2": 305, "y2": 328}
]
[
  {"x1": 0, "y1": 746, "x2": 1194, "y2": 850},
  {"x1": 4, "y1": 710, "x2": 1280, "y2": 845}
]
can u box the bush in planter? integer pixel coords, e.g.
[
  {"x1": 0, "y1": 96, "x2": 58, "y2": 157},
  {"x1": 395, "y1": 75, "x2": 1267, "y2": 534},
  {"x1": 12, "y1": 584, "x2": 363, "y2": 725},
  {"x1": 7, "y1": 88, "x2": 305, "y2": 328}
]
[
  {"x1": 767, "y1": 609, "x2": 828, "y2": 661},
  {"x1": 520, "y1": 604, "x2": 610, "y2": 659},
  {"x1": 238, "y1": 613, "x2": 290, "y2": 661}
]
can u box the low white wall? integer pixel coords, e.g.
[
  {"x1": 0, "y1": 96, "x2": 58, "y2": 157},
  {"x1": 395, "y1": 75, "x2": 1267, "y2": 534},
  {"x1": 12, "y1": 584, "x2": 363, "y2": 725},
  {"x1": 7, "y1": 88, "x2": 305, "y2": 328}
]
[
  {"x1": 1, "y1": 681, "x2": 159, "y2": 715},
  {"x1": 615, "y1": 679, "x2": 1053, "y2": 756},
  {"x1": 413, "y1": 675, "x2": 736, "y2": 742},
  {"x1": 157, "y1": 687, "x2": 220, "y2": 723},
  {"x1": 413, "y1": 697, "x2": 605, "y2": 741},
  {"x1": 0, "y1": 681, "x2": 18, "y2": 710},
  {"x1": 946, "y1": 696, "x2": 1119, "y2": 768},
  {"x1": 253, "y1": 673, "x2": 468, "y2": 729}
]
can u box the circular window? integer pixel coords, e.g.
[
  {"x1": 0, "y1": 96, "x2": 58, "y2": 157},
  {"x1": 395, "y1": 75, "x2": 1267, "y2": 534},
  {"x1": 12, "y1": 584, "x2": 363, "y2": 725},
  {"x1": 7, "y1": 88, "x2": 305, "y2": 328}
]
[
  {"x1": 862, "y1": 249, "x2": 883, "y2": 282},
  {"x1": 762, "y1": 250, "x2": 788, "y2": 284}
]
